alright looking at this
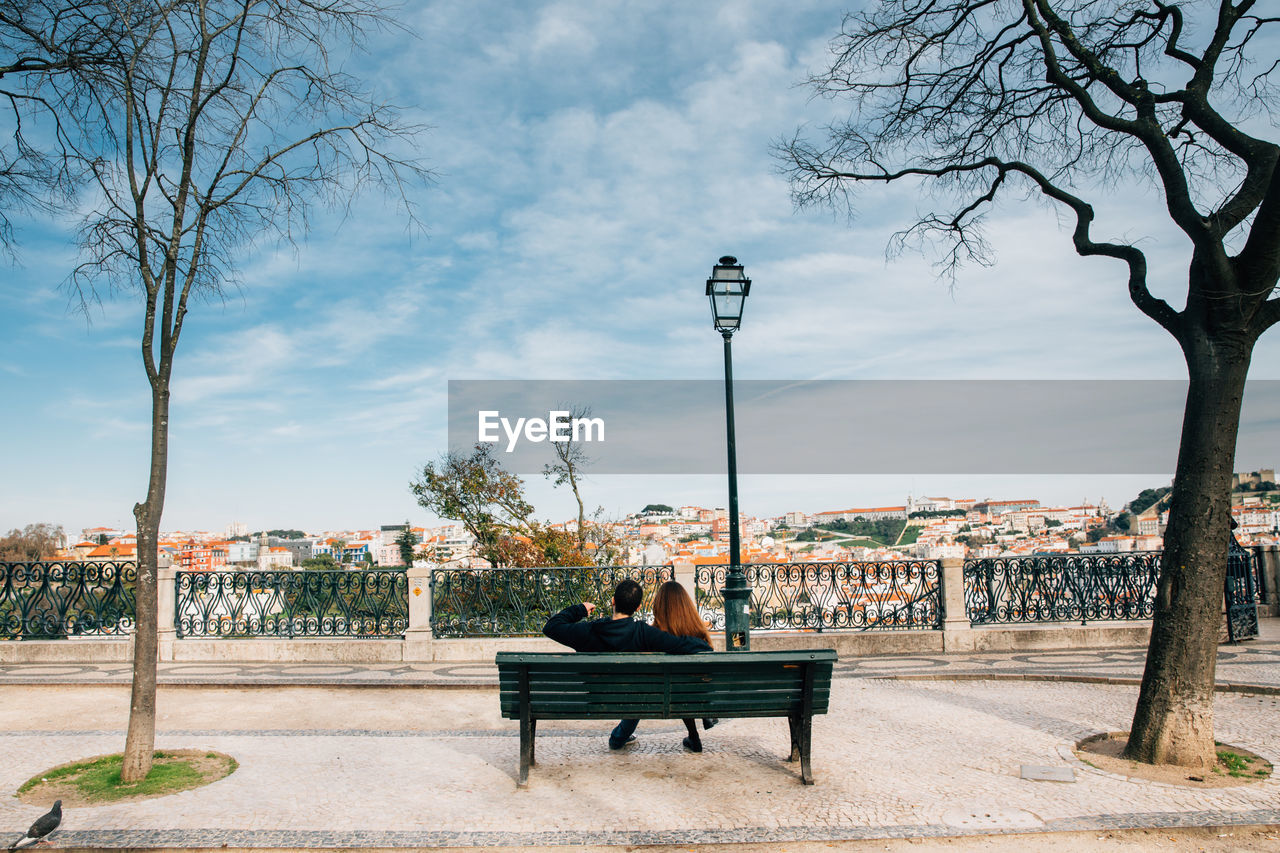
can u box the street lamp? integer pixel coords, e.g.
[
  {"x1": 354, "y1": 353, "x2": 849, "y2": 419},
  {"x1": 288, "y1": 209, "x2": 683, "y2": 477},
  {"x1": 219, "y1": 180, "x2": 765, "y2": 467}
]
[{"x1": 706, "y1": 255, "x2": 751, "y2": 650}]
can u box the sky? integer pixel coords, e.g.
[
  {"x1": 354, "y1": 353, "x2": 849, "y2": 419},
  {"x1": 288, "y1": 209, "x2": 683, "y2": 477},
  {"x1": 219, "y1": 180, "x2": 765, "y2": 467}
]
[{"x1": 2, "y1": 0, "x2": 1277, "y2": 538}]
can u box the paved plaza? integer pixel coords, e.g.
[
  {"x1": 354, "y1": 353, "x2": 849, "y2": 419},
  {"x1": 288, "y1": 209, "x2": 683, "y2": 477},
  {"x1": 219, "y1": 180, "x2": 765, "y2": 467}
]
[{"x1": 0, "y1": 622, "x2": 1277, "y2": 850}]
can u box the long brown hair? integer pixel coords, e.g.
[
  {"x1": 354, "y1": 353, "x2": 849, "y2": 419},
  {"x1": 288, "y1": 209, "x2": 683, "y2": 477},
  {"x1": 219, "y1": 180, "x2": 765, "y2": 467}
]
[{"x1": 652, "y1": 580, "x2": 711, "y2": 645}]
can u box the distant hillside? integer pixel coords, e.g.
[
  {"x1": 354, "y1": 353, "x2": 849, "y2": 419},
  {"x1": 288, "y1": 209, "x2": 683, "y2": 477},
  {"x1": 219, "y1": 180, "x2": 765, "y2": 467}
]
[{"x1": 1127, "y1": 487, "x2": 1172, "y2": 515}]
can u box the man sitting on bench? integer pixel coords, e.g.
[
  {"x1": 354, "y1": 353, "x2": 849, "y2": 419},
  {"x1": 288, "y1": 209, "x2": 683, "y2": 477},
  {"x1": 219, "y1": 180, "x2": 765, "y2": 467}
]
[{"x1": 543, "y1": 579, "x2": 711, "y2": 749}]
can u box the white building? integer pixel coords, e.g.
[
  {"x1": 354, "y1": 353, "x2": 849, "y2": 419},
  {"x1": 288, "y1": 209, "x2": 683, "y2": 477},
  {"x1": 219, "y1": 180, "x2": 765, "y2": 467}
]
[
  {"x1": 375, "y1": 543, "x2": 404, "y2": 566},
  {"x1": 814, "y1": 506, "x2": 908, "y2": 524},
  {"x1": 907, "y1": 496, "x2": 954, "y2": 513},
  {"x1": 922, "y1": 543, "x2": 966, "y2": 561},
  {"x1": 380, "y1": 523, "x2": 409, "y2": 546},
  {"x1": 226, "y1": 541, "x2": 258, "y2": 564},
  {"x1": 257, "y1": 545, "x2": 294, "y2": 569},
  {"x1": 1081, "y1": 536, "x2": 1135, "y2": 554}
]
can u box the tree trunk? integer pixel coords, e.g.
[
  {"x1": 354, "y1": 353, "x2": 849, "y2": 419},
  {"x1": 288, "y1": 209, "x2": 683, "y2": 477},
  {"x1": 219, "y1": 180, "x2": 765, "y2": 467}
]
[
  {"x1": 570, "y1": 467, "x2": 585, "y2": 551},
  {"x1": 121, "y1": 382, "x2": 169, "y2": 782},
  {"x1": 1124, "y1": 328, "x2": 1252, "y2": 768}
]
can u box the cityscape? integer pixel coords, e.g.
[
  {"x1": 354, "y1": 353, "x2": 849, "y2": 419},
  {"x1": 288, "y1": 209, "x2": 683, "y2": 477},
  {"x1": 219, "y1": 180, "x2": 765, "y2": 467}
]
[{"x1": 53, "y1": 468, "x2": 1279, "y2": 571}]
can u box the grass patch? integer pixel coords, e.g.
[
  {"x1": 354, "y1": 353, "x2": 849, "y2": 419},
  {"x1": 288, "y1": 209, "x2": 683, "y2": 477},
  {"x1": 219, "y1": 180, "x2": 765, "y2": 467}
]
[
  {"x1": 894, "y1": 526, "x2": 922, "y2": 546},
  {"x1": 1217, "y1": 748, "x2": 1271, "y2": 778},
  {"x1": 17, "y1": 750, "x2": 237, "y2": 806}
]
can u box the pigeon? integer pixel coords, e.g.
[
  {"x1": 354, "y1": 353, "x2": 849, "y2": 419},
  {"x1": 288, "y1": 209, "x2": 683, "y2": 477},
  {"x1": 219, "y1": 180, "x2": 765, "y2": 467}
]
[{"x1": 9, "y1": 800, "x2": 60, "y2": 849}]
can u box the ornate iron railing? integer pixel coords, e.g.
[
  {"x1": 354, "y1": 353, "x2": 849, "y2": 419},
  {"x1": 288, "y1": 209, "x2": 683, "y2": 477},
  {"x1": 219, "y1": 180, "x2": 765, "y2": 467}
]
[
  {"x1": 175, "y1": 569, "x2": 408, "y2": 638},
  {"x1": 1225, "y1": 541, "x2": 1263, "y2": 642},
  {"x1": 694, "y1": 560, "x2": 943, "y2": 631},
  {"x1": 0, "y1": 561, "x2": 137, "y2": 638},
  {"x1": 430, "y1": 565, "x2": 673, "y2": 638},
  {"x1": 964, "y1": 552, "x2": 1161, "y2": 625}
]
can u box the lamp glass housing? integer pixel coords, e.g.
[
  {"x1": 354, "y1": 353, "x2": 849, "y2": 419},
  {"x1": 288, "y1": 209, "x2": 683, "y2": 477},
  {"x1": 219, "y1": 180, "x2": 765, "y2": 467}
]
[{"x1": 706, "y1": 257, "x2": 751, "y2": 333}]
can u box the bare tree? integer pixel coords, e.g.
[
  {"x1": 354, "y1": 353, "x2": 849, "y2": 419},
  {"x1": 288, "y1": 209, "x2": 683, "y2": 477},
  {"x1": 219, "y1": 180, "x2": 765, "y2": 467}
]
[
  {"x1": 780, "y1": 0, "x2": 1279, "y2": 768},
  {"x1": 63, "y1": 0, "x2": 429, "y2": 781},
  {"x1": 543, "y1": 404, "x2": 593, "y2": 549},
  {"x1": 0, "y1": 523, "x2": 66, "y2": 561}
]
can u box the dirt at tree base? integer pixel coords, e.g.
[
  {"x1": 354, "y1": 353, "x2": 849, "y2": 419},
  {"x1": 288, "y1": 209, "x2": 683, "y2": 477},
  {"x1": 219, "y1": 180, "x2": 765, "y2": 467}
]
[{"x1": 1076, "y1": 732, "x2": 1273, "y2": 788}]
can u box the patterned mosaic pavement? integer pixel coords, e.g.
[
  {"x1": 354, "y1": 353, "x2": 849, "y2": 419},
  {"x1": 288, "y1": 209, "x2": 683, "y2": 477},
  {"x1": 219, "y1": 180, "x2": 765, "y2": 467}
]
[{"x1": 0, "y1": 620, "x2": 1277, "y2": 848}]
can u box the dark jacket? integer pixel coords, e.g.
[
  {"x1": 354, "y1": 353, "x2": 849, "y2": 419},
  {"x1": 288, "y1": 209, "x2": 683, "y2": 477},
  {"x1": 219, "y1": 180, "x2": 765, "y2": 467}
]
[{"x1": 543, "y1": 603, "x2": 712, "y2": 654}]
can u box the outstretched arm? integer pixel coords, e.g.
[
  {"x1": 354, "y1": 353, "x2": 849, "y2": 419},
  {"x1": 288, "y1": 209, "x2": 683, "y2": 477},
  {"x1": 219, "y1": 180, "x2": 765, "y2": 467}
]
[{"x1": 542, "y1": 602, "x2": 596, "y2": 650}]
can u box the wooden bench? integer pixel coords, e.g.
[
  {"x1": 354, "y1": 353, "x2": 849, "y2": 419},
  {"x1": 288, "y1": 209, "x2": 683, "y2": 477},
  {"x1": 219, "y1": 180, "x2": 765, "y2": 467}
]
[{"x1": 497, "y1": 649, "x2": 836, "y2": 786}]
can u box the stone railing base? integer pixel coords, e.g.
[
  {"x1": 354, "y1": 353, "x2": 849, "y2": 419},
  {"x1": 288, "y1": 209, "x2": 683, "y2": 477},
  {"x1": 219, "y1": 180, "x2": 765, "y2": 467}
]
[
  {"x1": 0, "y1": 638, "x2": 135, "y2": 664},
  {"x1": 0, "y1": 622, "x2": 1163, "y2": 664}
]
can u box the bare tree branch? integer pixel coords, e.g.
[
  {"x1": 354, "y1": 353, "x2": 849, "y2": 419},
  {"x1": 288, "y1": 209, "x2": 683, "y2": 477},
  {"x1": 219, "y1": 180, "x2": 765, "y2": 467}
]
[
  {"x1": 0, "y1": 1, "x2": 130, "y2": 255},
  {"x1": 782, "y1": 0, "x2": 1279, "y2": 770}
]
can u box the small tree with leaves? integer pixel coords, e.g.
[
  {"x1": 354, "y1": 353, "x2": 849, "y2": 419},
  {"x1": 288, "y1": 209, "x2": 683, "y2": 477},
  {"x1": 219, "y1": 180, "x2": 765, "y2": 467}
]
[{"x1": 412, "y1": 444, "x2": 536, "y2": 568}]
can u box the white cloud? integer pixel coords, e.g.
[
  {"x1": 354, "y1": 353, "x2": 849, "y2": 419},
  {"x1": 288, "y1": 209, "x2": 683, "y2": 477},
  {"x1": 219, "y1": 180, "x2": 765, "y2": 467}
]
[
  {"x1": 530, "y1": 4, "x2": 598, "y2": 58},
  {"x1": 454, "y1": 231, "x2": 498, "y2": 252}
]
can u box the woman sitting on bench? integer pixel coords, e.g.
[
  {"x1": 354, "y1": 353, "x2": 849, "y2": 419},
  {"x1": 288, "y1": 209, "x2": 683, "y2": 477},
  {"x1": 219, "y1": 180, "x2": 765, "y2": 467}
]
[{"x1": 650, "y1": 581, "x2": 719, "y2": 752}]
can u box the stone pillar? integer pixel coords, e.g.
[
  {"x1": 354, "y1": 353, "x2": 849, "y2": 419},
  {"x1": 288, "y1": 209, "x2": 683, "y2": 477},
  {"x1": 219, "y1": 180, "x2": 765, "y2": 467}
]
[
  {"x1": 673, "y1": 558, "x2": 695, "y2": 595},
  {"x1": 156, "y1": 554, "x2": 176, "y2": 662},
  {"x1": 404, "y1": 563, "x2": 434, "y2": 661},
  {"x1": 939, "y1": 557, "x2": 976, "y2": 653},
  {"x1": 1258, "y1": 545, "x2": 1280, "y2": 615}
]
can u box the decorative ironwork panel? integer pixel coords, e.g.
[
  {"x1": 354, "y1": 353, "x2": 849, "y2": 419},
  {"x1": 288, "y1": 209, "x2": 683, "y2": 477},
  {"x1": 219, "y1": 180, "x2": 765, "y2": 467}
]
[
  {"x1": 694, "y1": 561, "x2": 942, "y2": 632},
  {"x1": 175, "y1": 570, "x2": 408, "y2": 638},
  {"x1": 0, "y1": 561, "x2": 137, "y2": 638},
  {"x1": 430, "y1": 565, "x2": 673, "y2": 638},
  {"x1": 963, "y1": 553, "x2": 1161, "y2": 625},
  {"x1": 1225, "y1": 540, "x2": 1261, "y2": 643}
]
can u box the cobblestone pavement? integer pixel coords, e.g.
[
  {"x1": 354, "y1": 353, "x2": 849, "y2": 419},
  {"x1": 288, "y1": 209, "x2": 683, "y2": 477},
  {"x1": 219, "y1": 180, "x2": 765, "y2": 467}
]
[
  {"x1": 0, "y1": 620, "x2": 1277, "y2": 849},
  {"x1": 1, "y1": 681, "x2": 1278, "y2": 849}
]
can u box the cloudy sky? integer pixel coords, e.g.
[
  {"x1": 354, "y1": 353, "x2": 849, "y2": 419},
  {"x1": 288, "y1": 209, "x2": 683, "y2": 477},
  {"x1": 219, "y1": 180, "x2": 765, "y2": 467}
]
[{"x1": 2, "y1": 0, "x2": 1277, "y2": 537}]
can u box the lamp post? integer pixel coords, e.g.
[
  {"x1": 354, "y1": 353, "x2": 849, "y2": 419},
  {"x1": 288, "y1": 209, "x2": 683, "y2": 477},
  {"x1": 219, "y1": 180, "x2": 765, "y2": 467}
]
[{"x1": 706, "y1": 255, "x2": 751, "y2": 650}]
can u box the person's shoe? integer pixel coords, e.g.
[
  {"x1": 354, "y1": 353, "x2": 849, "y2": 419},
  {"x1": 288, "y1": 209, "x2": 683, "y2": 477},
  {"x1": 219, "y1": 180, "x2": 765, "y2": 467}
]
[
  {"x1": 682, "y1": 736, "x2": 703, "y2": 753},
  {"x1": 702, "y1": 718, "x2": 719, "y2": 730},
  {"x1": 609, "y1": 735, "x2": 637, "y2": 750}
]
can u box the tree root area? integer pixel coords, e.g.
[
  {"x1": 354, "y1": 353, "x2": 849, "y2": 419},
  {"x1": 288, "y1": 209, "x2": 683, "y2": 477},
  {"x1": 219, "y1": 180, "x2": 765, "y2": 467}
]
[{"x1": 1076, "y1": 732, "x2": 1273, "y2": 788}]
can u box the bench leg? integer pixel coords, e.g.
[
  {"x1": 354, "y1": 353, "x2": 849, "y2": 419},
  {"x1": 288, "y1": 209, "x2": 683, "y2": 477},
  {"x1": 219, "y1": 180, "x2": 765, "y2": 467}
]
[
  {"x1": 795, "y1": 660, "x2": 816, "y2": 784},
  {"x1": 798, "y1": 712, "x2": 814, "y2": 785},
  {"x1": 530, "y1": 718, "x2": 537, "y2": 766},
  {"x1": 787, "y1": 713, "x2": 801, "y2": 763},
  {"x1": 517, "y1": 712, "x2": 532, "y2": 783},
  {"x1": 517, "y1": 665, "x2": 534, "y2": 787}
]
